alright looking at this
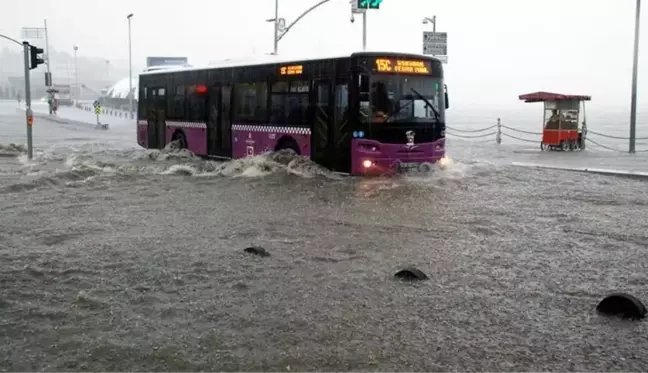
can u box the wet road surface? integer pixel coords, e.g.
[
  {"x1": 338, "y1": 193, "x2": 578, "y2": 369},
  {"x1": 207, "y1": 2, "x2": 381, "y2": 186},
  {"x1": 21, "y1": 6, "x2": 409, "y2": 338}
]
[{"x1": 1, "y1": 102, "x2": 648, "y2": 371}]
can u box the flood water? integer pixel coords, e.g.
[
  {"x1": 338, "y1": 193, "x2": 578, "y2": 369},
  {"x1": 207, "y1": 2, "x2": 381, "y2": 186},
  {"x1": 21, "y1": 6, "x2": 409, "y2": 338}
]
[{"x1": 1, "y1": 101, "x2": 648, "y2": 371}]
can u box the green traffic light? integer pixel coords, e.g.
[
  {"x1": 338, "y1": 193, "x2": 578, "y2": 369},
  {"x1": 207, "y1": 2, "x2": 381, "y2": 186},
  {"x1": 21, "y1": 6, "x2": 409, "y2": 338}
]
[{"x1": 358, "y1": 0, "x2": 381, "y2": 9}]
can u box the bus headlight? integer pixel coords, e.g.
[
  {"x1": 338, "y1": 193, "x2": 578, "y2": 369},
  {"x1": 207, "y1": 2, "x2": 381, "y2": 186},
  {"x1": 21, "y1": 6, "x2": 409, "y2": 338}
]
[{"x1": 362, "y1": 160, "x2": 373, "y2": 168}]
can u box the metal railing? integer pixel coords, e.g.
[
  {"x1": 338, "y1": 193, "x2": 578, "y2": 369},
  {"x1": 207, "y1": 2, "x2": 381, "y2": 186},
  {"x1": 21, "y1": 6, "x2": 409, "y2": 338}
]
[{"x1": 446, "y1": 118, "x2": 648, "y2": 153}]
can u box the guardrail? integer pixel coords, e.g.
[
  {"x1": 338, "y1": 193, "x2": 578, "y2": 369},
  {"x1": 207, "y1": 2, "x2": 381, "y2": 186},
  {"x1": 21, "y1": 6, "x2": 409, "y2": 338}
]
[{"x1": 446, "y1": 118, "x2": 648, "y2": 153}]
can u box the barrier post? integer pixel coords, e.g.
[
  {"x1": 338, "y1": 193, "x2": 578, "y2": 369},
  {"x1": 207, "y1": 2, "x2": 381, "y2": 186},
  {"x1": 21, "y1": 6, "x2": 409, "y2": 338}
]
[{"x1": 495, "y1": 117, "x2": 502, "y2": 144}]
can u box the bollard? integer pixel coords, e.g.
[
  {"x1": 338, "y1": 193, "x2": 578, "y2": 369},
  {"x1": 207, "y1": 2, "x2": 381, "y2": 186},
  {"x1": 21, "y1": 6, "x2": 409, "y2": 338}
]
[
  {"x1": 597, "y1": 293, "x2": 646, "y2": 319},
  {"x1": 496, "y1": 117, "x2": 502, "y2": 144},
  {"x1": 394, "y1": 267, "x2": 429, "y2": 281},
  {"x1": 244, "y1": 246, "x2": 270, "y2": 257}
]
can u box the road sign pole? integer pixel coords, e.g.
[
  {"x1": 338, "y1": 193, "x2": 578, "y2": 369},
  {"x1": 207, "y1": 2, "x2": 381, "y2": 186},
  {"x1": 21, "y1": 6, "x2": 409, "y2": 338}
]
[
  {"x1": 362, "y1": 10, "x2": 367, "y2": 50},
  {"x1": 22, "y1": 42, "x2": 33, "y2": 160}
]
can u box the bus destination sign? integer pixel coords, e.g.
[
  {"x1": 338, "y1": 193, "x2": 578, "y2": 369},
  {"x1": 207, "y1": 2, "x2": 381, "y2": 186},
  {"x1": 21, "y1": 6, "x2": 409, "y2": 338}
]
[
  {"x1": 280, "y1": 65, "x2": 303, "y2": 75},
  {"x1": 374, "y1": 58, "x2": 431, "y2": 74}
]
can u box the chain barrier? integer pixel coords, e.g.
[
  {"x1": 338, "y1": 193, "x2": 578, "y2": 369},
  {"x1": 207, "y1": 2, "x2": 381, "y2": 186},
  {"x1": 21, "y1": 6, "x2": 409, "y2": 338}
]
[
  {"x1": 585, "y1": 137, "x2": 622, "y2": 152},
  {"x1": 445, "y1": 131, "x2": 496, "y2": 139},
  {"x1": 500, "y1": 132, "x2": 538, "y2": 143},
  {"x1": 445, "y1": 124, "x2": 496, "y2": 133},
  {"x1": 586, "y1": 137, "x2": 648, "y2": 153},
  {"x1": 586, "y1": 129, "x2": 648, "y2": 141},
  {"x1": 500, "y1": 125, "x2": 541, "y2": 136},
  {"x1": 444, "y1": 118, "x2": 648, "y2": 153},
  {"x1": 2, "y1": 116, "x2": 648, "y2": 153}
]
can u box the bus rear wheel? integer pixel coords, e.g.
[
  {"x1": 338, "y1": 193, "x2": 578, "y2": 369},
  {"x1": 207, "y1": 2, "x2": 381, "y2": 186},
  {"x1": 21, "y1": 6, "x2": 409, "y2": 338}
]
[{"x1": 171, "y1": 130, "x2": 187, "y2": 149}]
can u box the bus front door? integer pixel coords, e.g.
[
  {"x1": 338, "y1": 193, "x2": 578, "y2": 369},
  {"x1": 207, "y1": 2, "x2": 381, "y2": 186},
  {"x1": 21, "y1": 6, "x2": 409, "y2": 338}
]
[
  {"x1": 207, "y1": 83, "x2": 232, "y2": 158},
  {"x1": 333, "y1": 80, "x2": 351, "y2": 173},
  {"x1": 310, "y1": 80, "x2": 333, "y2": 169},
  {"x1": 310, "y1": 79, "x2": 351, "y2": 173}
]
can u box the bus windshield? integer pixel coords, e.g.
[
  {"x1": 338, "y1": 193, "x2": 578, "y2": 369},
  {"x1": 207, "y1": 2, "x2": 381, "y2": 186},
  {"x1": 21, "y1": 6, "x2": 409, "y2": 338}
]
[{"x1": 360, "y1": 75, "x2": 444, "y2": 124}]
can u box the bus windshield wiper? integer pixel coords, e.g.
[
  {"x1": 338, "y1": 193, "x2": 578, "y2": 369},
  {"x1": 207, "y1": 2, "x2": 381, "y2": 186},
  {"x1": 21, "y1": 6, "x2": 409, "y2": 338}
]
[{"x1": 410, "y1": 87, "x2": 440, "y2": 122}]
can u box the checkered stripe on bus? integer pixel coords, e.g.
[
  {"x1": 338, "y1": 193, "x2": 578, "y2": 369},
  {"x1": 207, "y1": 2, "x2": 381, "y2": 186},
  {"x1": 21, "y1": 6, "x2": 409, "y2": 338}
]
[
  {"x1": 166, "y1": 121, "x2": 207, "y2": 129},
  {"x1": 232, "y1": 124, "x2": 311, "y2": 135}
]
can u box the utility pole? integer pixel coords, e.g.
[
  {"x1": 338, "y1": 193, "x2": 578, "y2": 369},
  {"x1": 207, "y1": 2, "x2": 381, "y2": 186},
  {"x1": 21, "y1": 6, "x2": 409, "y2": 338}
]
[{"x1": 629, "y1": 0, "x2": 641, "y2": 154}]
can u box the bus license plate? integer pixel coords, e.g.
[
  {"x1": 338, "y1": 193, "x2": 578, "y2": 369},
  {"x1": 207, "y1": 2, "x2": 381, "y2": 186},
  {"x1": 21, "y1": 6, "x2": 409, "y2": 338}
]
[{"x1": 398, "y1": 162, "x2": 419, "y2": 172}]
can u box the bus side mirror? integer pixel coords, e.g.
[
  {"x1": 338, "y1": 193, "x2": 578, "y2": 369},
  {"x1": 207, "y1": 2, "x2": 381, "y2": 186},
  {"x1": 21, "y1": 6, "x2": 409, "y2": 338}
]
[{"x1": 444, "y1": 84, "x2": 449, "y2": 109}]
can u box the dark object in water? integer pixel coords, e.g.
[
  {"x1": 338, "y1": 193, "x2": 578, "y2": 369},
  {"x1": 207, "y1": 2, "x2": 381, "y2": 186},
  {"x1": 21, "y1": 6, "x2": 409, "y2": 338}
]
[
  {"x1": 394, "y1": 267, "x2": 429, "y2": 281},
  {"x1": 596, "y1": 293, "x2": 646, "y2": 320},
  {"x1": 244, "y1": 246, "x2": 270, "y2": 257}
]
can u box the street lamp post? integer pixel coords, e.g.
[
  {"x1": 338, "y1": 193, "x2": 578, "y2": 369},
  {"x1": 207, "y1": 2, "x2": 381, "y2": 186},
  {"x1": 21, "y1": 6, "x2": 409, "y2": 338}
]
[
  {"x1": 273, "y1": 0, "x2": 279, "y2": 54},
  {"x1": 105, "y1": 59, "x2": 110, "y2": 84},
  {"x1": 629, "y1": 0, "x2": 641, "y2": 154},
  {"x1": 73, "y1": 45, "x2": 79, "y2": 104},
  {"x1": 44, "y1": 19, "x2": 52, "y2": 112},
  {"x1": 422, "y1": 16, "x2": 436, "y2": 33},
  {"x1": 127, "y1": 13, "x2": 134, "y2": 116},
  {"x1": 266, "y1": 0, "x2": 333, "y2": 54}
]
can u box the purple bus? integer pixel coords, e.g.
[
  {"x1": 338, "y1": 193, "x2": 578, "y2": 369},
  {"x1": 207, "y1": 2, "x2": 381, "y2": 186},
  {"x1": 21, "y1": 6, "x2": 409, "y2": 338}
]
[{"x1": 136, "y1": 51, "x2": 448, "y2": 175}]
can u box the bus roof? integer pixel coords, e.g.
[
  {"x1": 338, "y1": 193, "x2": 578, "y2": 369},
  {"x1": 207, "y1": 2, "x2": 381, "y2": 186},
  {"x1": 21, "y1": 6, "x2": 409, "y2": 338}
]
[{"x1": 140, "y1": 50, "x2": 441, "y2": 76}]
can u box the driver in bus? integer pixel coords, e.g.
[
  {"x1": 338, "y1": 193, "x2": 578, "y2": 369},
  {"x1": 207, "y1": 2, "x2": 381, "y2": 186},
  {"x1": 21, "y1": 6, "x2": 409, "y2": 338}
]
[{"x1": 370, "y1": 82, "x2": 392, "y2": 123}]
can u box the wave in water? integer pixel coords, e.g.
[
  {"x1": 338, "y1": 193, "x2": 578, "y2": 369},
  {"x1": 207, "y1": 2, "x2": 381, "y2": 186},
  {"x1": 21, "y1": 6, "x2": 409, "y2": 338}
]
[{"x1": 0, "y1": 141, "x2": 486, "y2": 193}]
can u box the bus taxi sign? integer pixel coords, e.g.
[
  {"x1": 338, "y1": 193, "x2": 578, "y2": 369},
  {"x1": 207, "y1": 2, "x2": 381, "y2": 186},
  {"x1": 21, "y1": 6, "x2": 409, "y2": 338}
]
[
  {"x1": 279, "y1": 65, "x2": 303, "y2": 75},
  {"x1": 375, "y1": 58, "x2": 431, "y2": 74}
]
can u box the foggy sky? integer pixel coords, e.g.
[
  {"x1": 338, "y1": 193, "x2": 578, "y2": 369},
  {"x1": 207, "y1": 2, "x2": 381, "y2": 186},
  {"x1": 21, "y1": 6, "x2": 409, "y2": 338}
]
[{"x1": 1, "y1": 0, "x2": 646, "y2": 110}]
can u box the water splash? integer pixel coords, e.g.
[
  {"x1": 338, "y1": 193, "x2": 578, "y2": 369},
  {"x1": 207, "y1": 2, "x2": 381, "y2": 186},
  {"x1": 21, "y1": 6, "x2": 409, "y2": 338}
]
[{"x1": 0, "y1": 143, "x2": 26, "y2": 154}]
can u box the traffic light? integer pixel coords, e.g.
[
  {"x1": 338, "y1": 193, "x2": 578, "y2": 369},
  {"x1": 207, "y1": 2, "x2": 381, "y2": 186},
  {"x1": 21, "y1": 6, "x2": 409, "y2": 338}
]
[
  {"x1": 29, "y1": 45, "x2": 45, "y2": 70},
  {"x1": 357, "y1": 0, "x2": 382, "y2": 9}
]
